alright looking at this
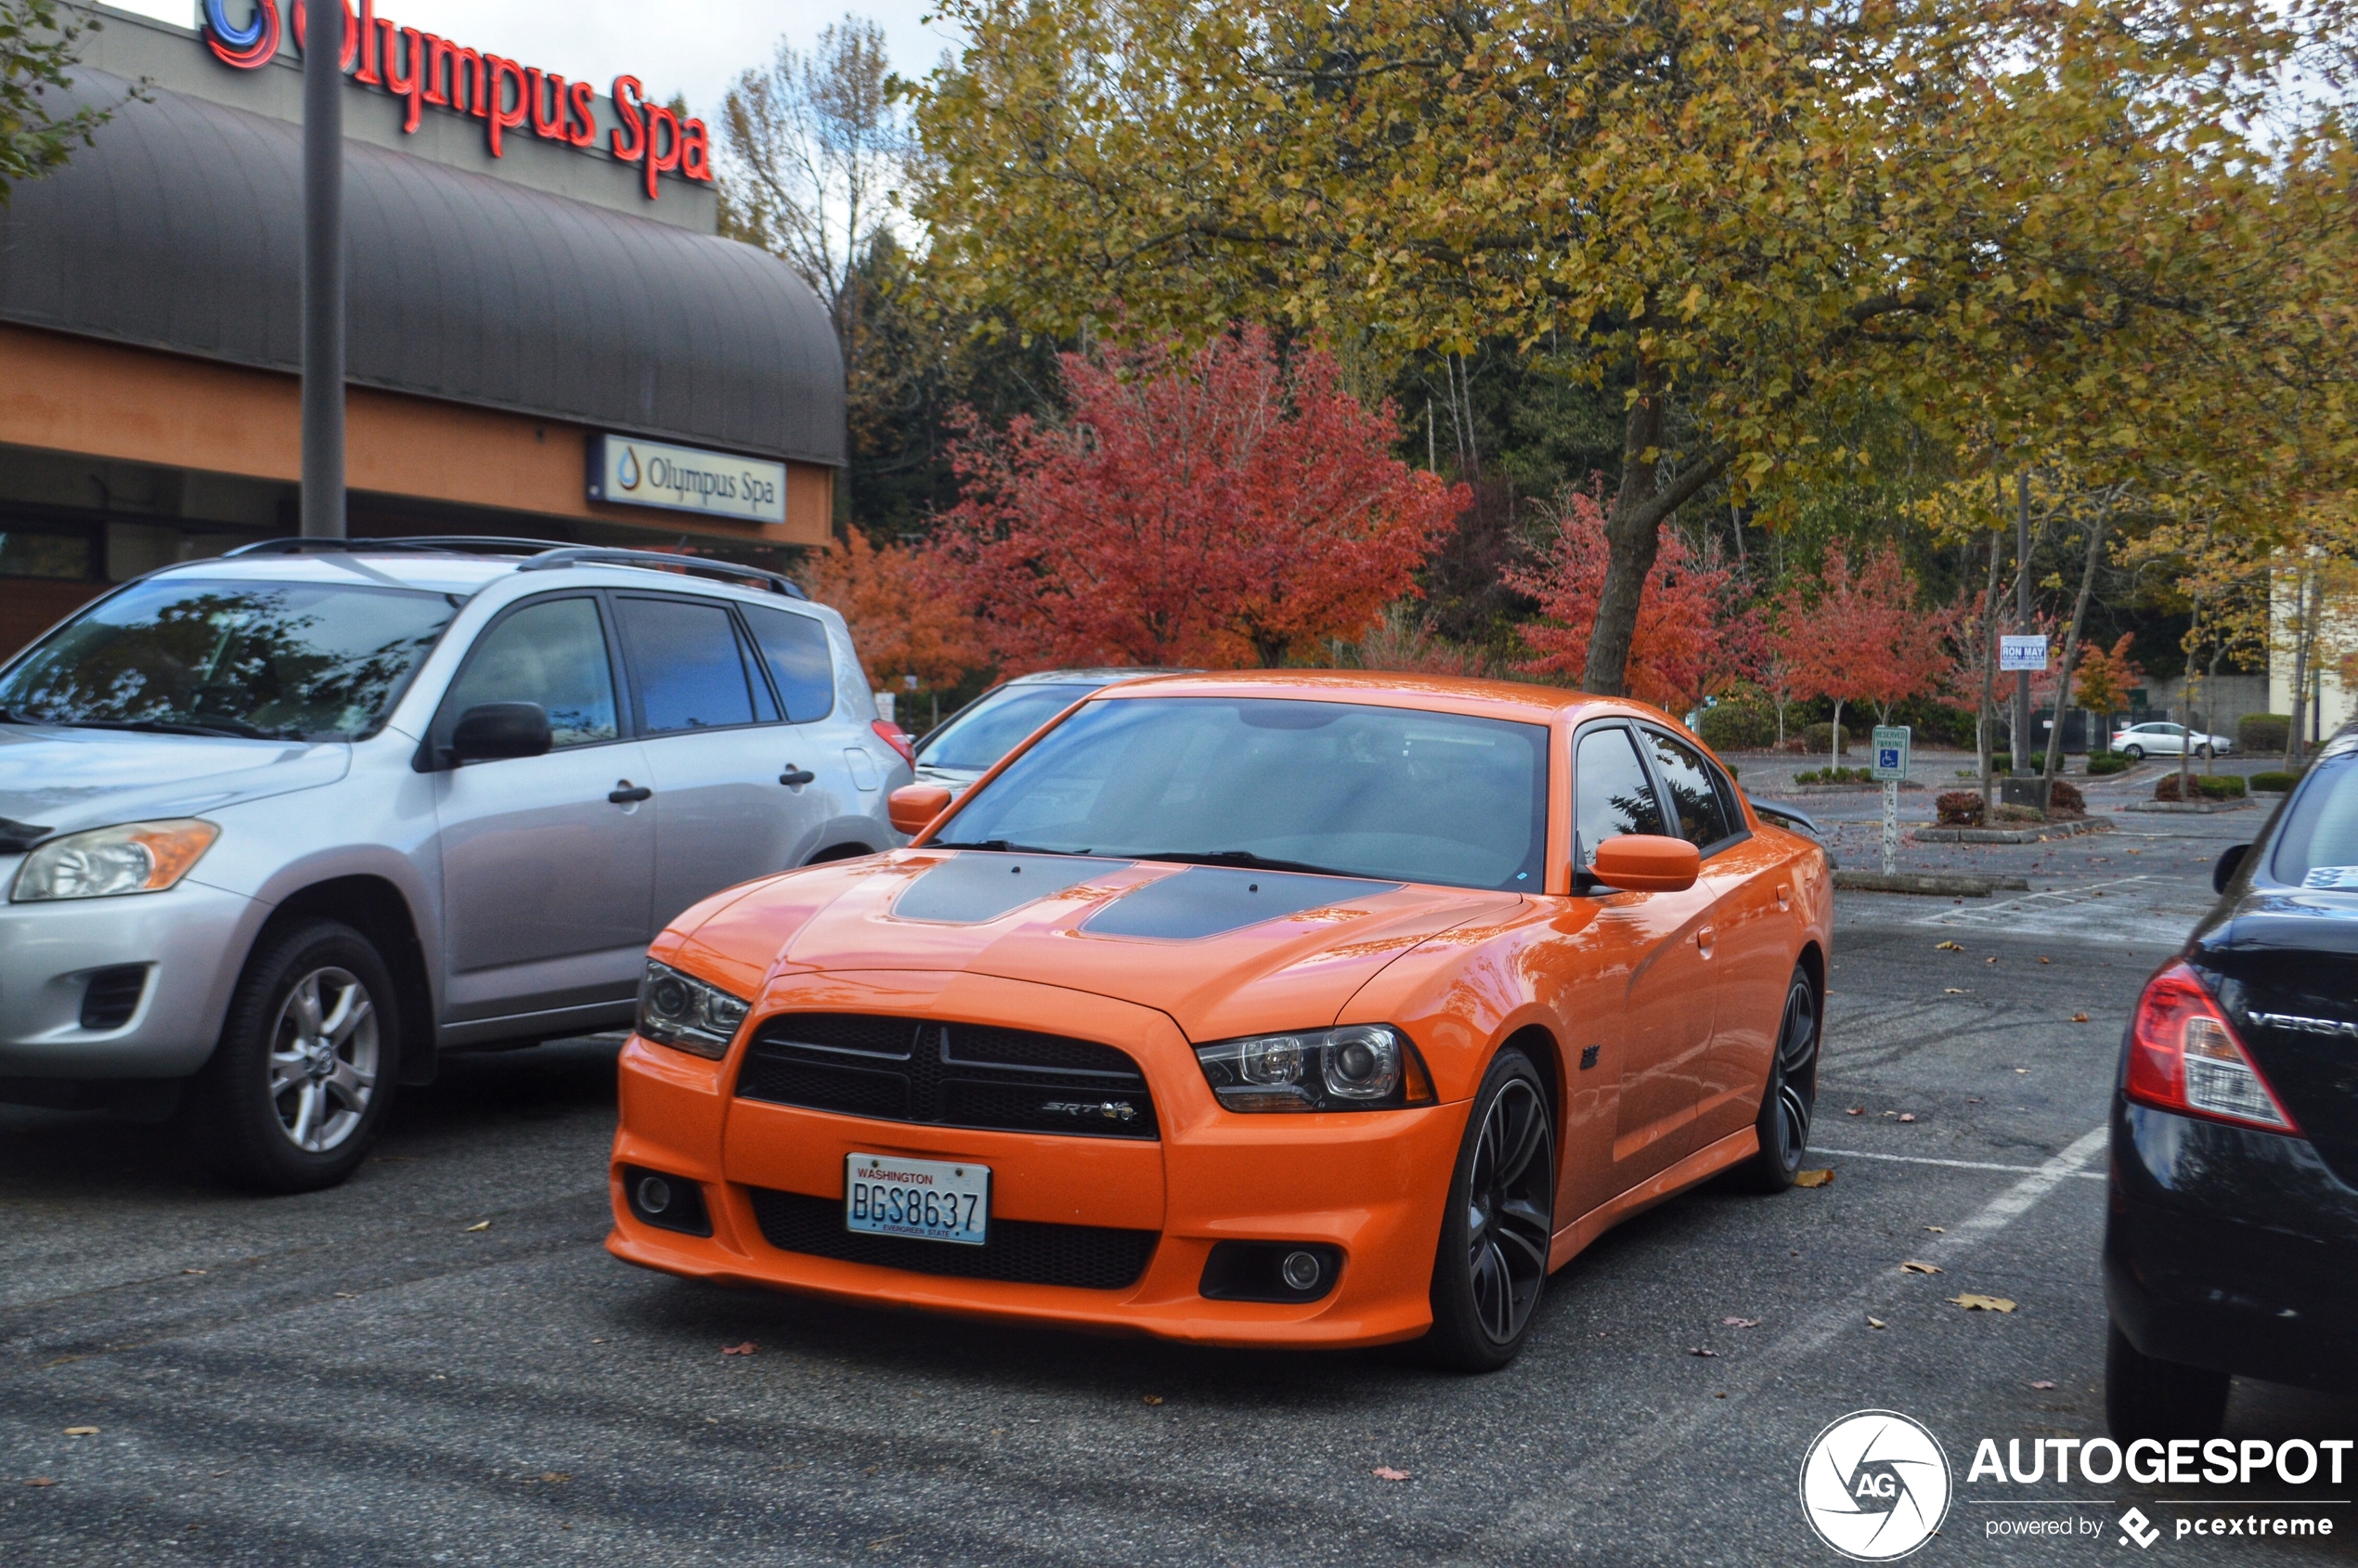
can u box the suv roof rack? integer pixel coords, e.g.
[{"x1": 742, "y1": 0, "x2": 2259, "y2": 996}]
[{"x1": 218, "y1": 537, "x2": 808, "y2": 600}]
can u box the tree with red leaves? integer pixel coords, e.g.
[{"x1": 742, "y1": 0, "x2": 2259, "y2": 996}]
[
  {"x1": 1769, "y1": 542, "x2": 1958, "y2": 759},
  {"x1": 798, "y1": 530, "x2": 986, "y2": 697},
  {"x1": 1507, "y1": 486, "x2": 1758, "y2": 715},
  {"x1": 936, "y1": 328, "x2": 1466, "y2": 669}
]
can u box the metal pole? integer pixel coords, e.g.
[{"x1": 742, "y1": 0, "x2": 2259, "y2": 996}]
[
  {"x1": 301, "y1": 0, "x2": 346, "y2": 539},
  {"x1": 1882, "y1": 780, "x2": 1898, "y2": 875},
  {"x1": 2013, "y1": 469, "x2": 2031, "y2": 776}
]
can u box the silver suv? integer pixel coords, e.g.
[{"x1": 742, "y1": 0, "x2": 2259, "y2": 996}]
[{"x1": 0, "y1": 538, "x2": 911, "y2": 1190}]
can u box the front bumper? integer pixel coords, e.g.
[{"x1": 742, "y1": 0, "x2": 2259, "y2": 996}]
[
  {"x1": 0, "y1": 877, "x2": 261, "y2": 1080},
  {"x1": 607, "y1": 974, "x2": 1468, "y2": 1348},
  {"x1": 2105, "y1": 1098, "x2": 2358, "y2": 1395}
]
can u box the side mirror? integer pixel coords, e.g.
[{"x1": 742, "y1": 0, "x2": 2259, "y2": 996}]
[
  {"x1": 888, "y1": 783, "x2": 953, "y2": 837},
  {"x1": 2213, "y1": 843, "x2": 2250, "y2": 896},
  {"x1": 1589, "y1": 834, "x2": 1703, "y2": 894},
  {"x1": 450, "y1": 702, "x2": 552, "y2": 763}
]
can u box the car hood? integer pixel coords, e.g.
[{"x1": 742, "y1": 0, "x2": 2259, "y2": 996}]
[
  {"x1": 0, "y1": 725, "x2": 351, "y2": 840},
  {"x1": 665, "y1": 849, "x2": 1524, "y2": 1043}
]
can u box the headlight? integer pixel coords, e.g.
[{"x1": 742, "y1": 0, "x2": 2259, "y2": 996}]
[
  {"x1": 11, "y1": 819, "x2": 220, "y2": 901},
  {"x1": 1193, "y1": 1024, "x2": 1435, "y2": 1112},
  {"x1": 636, "y1": 960, "x2": 750, "y2": 1059}
]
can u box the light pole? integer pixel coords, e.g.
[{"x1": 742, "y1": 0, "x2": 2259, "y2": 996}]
[
  {"x1": 2014, "y1": 469, "x2": 2031, "y2": 777},
  {"x1": 301, "y1": 0, "x2": 346, "y2": 540}
]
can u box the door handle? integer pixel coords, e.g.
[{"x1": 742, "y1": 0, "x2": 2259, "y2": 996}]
[
  {"x1": 1696, "y1": 926, "x2": 1717, "y2": 955},
  {"x1": 779, "y1": 766, "x2": 817, "y2": 786},
  {"x1": 607, "y1": 782, "x2": 653, "y2": 804}
]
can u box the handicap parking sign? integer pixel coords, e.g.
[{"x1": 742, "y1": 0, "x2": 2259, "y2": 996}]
[{"x1": 1871, "y1": 725, "x2": 1911, "y2": 783}]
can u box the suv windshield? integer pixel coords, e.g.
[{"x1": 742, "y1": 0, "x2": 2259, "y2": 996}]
[
  {"x1": 916, "y1": 682, "x2": 1100, "y2": 771},
  {"x1": 935, "y1": 696, "x2": 1549, "y2": 890},
  {"x1": 0, "y1": 577, "x2": 458, "y2": 741}
]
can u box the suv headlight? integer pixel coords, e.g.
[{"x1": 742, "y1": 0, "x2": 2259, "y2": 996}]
[
  {"x1": 11, "y1": 819, "x2": 220, "y2": 902},
  {"x1": 1193, "y1": 1024, "x2": 1435, "y2": 1112},
  {"x1": 636, "y1": 960, "x2": 750, "y2": 1059}
]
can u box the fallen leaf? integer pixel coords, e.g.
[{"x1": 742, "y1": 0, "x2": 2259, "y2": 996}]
[
  {"x1": 720, "y1": 1341, "x2": 758, "y2": 1356},
  {"x1": 462, "y1": 1221, "x2": 491, "y2": 1233},
  {"x1": 1794, "y1": 1169, "x2": 1834, "y2": 1187},
  {"x1": 2038, "y1": 956, "x2": 2052, "y2": 965},
  {"x1": 1898, "y1": 1113, "x2": 1918, "y2": 1123},
  {"x1": 334, "y1": 1292, "x2": 357, "y2": 1300},
  {"x1": 182, "y1": 1268, "x2": 205, "y2": 1276},
  {"x1": 1141, "y1": 1394, "x2": 1163, "y2": 1406},
  {"x1": 1936, "y1": 940, "x2": 1964, "y2": 952},
  {"x1": 1846, "y1": 1107, "x2": 1864, "y2": 1116},
  {"x1": 1373, "y1": 1467, "x2": 1411, "y2": 1482},
  {"x1": 2030, "y1": 1380, "x2": 2057, "y2": 1390},
  {"x1": 62, "y1": 1427, "x2": 97, "y2": 1436},
  {"x1": 1866, "y1": 1317, "x2": 1887, "y2": 1330},
  {"x1": 2015, "y1": 1068, "x2": 2030, "y2": 1074},
  {"x1": 540, "y1": 1472, "x2": 571, "y2": 1484},
  {"x1": 1721, "y1": 1316, "x2": 1762, "y2": 1328},
  {"x1": 1924, "y1": 1225, "x2": 1946, "y2": 1233},
  {"x1": 1900, "y1": 1261, "x2": 1943, "y2": 1275},
  {"x1": 1689, "y1": 1346, "x2": 1719, "y2": 1357},
  {"x1": 1943, "y1": 988, "x2": 1966, "y2": 995},
  {"x1": 26, "y1": 1477, "x2": 57, "y2": 1487},
  {"x1": 2071, "y1": 1013, "x2": 2090, "y2": 1023},
  {"x1": 1951, "y1": 1294, "x2": 2017, "y2": 1313}
]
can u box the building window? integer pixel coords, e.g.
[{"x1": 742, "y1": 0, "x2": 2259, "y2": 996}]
[{"x1": 0, "y1": 532, "x2": 96, "y2": 580}]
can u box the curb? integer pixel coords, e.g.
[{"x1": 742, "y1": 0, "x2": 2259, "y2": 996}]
[
  {"x1": 1833, "y1": 871, "x2": 2032, "y2": 898},
  {"x1": 1912, "y1": 818, "x2": 2114, "y2": 844},
  {"x1": 2119, "y1": 799, "x2": 2252, "y2": 814}
]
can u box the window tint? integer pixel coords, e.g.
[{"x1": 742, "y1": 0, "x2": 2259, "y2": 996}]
[
  {"x1": 616, "y1": 597, "x2": 757, "y2": 733},
  {"x1": 1574, "y1": 727, "x2": 1667, "y2": 866},
  {"x1": 916, "y1": 682, "x2": 1098, "y2": 771},
  {"x1": 443, "y1": 597, "x2": 616, "y2": 747},
  {"x1": 2267, "y1": 755, "x2": 2358, "y2": 887},
  {"x1": 1644, "y1": 728, "x2": 1734, "y2": 849},
  {"x1": 741, "y1": 604, "x2": 836, "y2": 723}
]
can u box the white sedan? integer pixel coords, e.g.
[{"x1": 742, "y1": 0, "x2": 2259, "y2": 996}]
[{"x1": 2110, "y1": 722, "x2": 2235, "y2": 760}]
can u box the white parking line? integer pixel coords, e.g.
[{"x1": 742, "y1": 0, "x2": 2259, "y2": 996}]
[{"x1": 1812, "y1": 1145, "x2": 2109, "y2": 1180}]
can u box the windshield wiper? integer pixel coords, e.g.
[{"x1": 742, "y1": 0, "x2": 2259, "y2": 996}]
[
  {"x1": 1124, "y1": 849, "x2": 1367, "y2": 879},
  {"x1": 58, "y1": 717, "x2": 296, "y2": 741},
  {"x1": 929, "y1": 838, "x2": 1096, "y2": 856}
]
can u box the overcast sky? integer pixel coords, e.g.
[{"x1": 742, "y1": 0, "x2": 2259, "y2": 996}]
[{"x1": 110, "y1": 0, "x2": 954, "y2": 122}]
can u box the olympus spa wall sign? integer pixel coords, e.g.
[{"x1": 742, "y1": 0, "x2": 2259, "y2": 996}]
[{"x1": 590, "y1": 436, "x2": 788, "y2": 526}]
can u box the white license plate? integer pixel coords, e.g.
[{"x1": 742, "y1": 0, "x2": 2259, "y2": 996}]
[{"x1": 844, "y1": 1154, "x2": 990, "y2": 1246}]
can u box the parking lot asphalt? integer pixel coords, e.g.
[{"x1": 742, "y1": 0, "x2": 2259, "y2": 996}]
[{"x1": 5, "y1": 780, "x2": 2352, "y2": 1566}]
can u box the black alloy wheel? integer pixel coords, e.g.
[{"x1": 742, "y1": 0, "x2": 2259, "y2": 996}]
[
  {"x1": 1423, "y1": 1049, "x2": 1555, "y2": 1371},
  {"x1": 1736, "y1": 965, "x2": 1820, "y2": 1192}
]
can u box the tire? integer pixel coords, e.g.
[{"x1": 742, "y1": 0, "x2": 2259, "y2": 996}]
[
  {"x1": 184, "y1": 919, "x2": 399, "y2": 1193},
  {"x1": 2196, "y1": 744, "x2": 2213, "y2": 760},
  {"x1": 1420, "y1": 1048, "x2": 1555, "y2": 1372},
  {"x1": 2105, "y1": 1321, "x2": 2228, "y2": 1442},
  {"x1": 2123, "y1": 745, "x2": 2144, "y2": 762},
  {"x1": 1734, "y1": 965, "x2": 1820, "y2": 1193}
]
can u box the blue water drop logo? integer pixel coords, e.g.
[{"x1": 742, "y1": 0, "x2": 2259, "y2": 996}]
[{"x1": 617, "y1": 447, "x2": 641, "y2": 490}]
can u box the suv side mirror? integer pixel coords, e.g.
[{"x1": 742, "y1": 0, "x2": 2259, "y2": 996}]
[
  {"x1": 1589, "y1": 835, "x2": 1703, "y2": 894},
  {"x1": 451, "y1": 702, "x2": 552, "y2": 763},
  {"x1": 2213, "y1": 843, "x2": 2250, "y2": 896},
  {"x1": 888, "y1": 783, "x2": 953, "y2": 836}
]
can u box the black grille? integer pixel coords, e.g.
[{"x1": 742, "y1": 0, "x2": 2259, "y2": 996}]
[
  {"x1": 79, "y1": 965, "x2": 148, "y2": 1030},
  {"x1": 738, "y1": 1014, "x2": 1158, "y2": 1138},
  {"x1": 746, "y1": 1188, "x2": 1158, "y2": 1289}
]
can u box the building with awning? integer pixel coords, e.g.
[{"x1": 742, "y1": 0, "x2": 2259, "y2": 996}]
[{"x1": 0, "y1": 4, "x2": 845, "y2": 655}]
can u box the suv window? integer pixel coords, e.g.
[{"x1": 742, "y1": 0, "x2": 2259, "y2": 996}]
[
  {"x1": 1644, "y1": 727, "x2": 1735, "y2": 849},
  {"x1": 1574, "y1": 726, "x2": 1667, "y2": 866},
  {"x1": 615, "y1": 596, "x2": 760, "y2": 733},
  {"x1": 741, "y1": 604, "x2": 835, "y2": 723},
  {"x1": 442, "y1": 597, "x2": 617, "y2": 747}
]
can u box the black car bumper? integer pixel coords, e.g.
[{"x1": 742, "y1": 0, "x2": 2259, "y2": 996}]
[{"x1": 2105, "y1": 1098, "x2": 2358, "y2": 1395}]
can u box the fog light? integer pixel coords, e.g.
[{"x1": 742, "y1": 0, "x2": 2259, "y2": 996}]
[
  {"x1": 636, "y1": 1175, "x2": 673, "y2": 1214},
  {"x1": 621, "y1": 1163, "x2": 711, "y2": 1238},
  {"x1": 1280, "y1": 1250, "x2": 1322, "y2": 1290}
]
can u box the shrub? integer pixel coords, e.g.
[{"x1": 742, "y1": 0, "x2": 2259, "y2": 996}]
[
  {"x1": 2237, "y1": 713, "x2": 2292, "y2": 753},
  {"x1": 2155, "y1": 772, "x2": 2248, "y2": 802},
  {"x1": 1696, "y1": 703, "x2": 1775, "y2": 753},
  {"x1": 2083, "y1": 753, "x2": 2131, "y2": 776},
  {"x1": 1993, "y1": 802, "x2": 2045, "y2": 823},
  {"x1": 1793, "y1": 765, "x2": 1874, "y2": 784},
  {"x1": 2250, "y1": 770, "x2": 2301, "y2": 793},
  {"x1": 2046, "y1": 778, "x2": 2086, "y2": 818},
  {"x1": 1936, "y1": 790, "x2": 1985, "y2": 826},
  {"x1": 1799, "y1": 722, "x2": 1851, "y2": 755}
]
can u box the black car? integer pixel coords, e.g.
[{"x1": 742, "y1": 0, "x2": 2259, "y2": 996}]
[{"x1": 2105, "y1": 727, "x2": 2358, "y2": 1439}]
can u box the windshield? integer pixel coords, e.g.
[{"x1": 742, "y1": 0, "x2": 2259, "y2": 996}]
[
  {"x1": 2268, "y1": 754, "x2": 2358, "y2": 888},
  {"x1": 916, "y1": 682, "x2": 1100, "y2": 771},
  {"x1": 0, "y1": 577, "x2": 458, "y2": 741},
  {"x1": 935, "y1": 696, "x2": 1550, "y2": 890}
]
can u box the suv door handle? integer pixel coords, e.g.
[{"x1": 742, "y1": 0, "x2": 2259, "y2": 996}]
[
  {"x1": 607, "y1": 782, "x2": 653, "y2": 804},
  {"x1": 779, "y1": 766, "x2": 816, "y2": 786}
]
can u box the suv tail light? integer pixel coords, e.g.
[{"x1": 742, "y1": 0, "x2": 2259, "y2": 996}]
[
  {"x1": 2124, "y1": 963, "x2": 2300, "y2": 1133},
  {"x1": 872, "y1": 719, "x2": 914, "y2": 765}
]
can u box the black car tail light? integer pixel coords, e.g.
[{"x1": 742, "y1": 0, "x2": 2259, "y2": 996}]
[
  {"x1": 2126, "y1": 964, "x2": 2300, "y2": 1134},
  {"x1": 1199, "y1": 1241, "x2": 1342, "y2": 1302},
  {"x1": 622, "y1": 1165, "x2": 712, "y2": 1237},
  {"x1": 79, "y1": 965, "x2": 149, "y2": 1030}
]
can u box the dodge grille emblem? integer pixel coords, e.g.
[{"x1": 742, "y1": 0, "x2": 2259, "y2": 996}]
[{"x1": 1042, "y1": 1099, "x2": 1137, "y2": 1122}]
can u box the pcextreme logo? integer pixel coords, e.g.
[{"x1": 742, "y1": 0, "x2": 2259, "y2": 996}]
[{"x1": 1800, "y1": 1410, "x2": 1954, "y2": 1561}]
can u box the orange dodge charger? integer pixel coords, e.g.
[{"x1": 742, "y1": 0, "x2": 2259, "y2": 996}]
[{"x1": 607, "y1": 673, "x2": 1833, "y2": 1369}]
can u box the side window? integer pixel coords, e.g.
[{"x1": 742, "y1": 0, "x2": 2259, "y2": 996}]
[
  {"x1": 615, "y1": 596, "x2": 758, "y2": 733},
  {"x1": 1574, "y1": 726, "x2": 1667, "y2": 866},
  {"x1": 1644, "y1": 728, "x2": 1735, "y2": 849},
  {"x1": 442, "y1": 597, "x2": 617, "y2": 748},
  {"x1": 741, "y1": 604, "x2": 836, "y2": 723}
]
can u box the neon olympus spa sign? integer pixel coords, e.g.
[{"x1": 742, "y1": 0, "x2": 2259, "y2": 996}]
[{"x1": 201, "y1": 0, "x2": 713, "y2": 201}]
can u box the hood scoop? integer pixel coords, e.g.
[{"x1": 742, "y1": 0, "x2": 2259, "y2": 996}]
[
  {"x1": 1082, "y1": 866, "x2": 1399, "y2": 941},
  {"x1": 892, "y1": 853, "x2": 1110, "y2": 924}
]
